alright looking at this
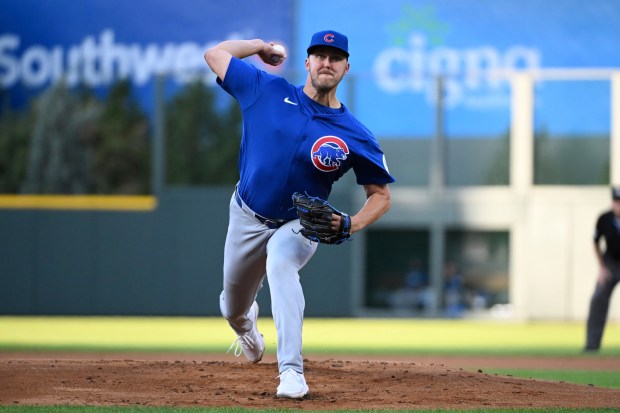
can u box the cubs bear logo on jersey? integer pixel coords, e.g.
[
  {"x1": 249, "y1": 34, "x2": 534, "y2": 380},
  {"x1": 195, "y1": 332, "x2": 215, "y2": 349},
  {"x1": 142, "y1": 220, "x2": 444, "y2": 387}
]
[{"x1": 311, "y1": 136, "x2": 349, "y2": 172}]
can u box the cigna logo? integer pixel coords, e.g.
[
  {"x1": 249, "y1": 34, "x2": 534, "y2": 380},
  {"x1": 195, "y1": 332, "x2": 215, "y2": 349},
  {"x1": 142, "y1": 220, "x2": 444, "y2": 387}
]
[{"x1": 373, "y1": 33, "x2": 541, "y2": 108}]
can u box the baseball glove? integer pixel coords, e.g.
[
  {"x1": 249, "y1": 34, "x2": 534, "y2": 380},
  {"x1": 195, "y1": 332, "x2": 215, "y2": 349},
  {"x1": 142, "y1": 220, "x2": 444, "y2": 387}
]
[{"x1": 292, "y1": 192, "x2": 351, "y2": 245}]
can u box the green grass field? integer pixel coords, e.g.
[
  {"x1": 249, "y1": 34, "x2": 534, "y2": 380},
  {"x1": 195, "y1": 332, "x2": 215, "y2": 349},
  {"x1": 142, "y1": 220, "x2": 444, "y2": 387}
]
[
  {"x1": 1, "y1": 316, "x2": 619, "y2": 412},
  {"x1": 1, "y1": 316, "x2": 619, "y2": 356}
]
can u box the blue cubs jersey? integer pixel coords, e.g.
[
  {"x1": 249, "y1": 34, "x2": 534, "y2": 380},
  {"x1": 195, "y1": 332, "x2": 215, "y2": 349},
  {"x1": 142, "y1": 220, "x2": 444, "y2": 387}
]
[{"x1": 217, "y1": 57, "x2": 395, "y2": 220}]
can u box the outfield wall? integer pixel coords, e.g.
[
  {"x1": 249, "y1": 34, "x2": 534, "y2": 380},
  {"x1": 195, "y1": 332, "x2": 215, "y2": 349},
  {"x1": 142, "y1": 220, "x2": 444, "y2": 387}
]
[{"x1": 0, "y1": 187, "x2": 354, "y2": 317}]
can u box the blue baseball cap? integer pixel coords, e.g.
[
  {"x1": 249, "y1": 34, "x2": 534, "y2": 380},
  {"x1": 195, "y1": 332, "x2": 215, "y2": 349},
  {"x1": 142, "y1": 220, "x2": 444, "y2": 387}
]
[
  {"x1": 613, "y1": 186, "x2": 620, "y2": 200},
  {"x1": 307, "y1": 30, "x2": 349, "y2": 57}
]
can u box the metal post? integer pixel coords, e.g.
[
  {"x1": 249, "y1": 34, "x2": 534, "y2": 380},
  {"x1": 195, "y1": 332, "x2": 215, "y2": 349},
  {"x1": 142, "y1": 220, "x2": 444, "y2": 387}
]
[
  {"x1": 429, "y1": 224, "x2": 445, "y2": 316},
  {"x1": 510, "y1": 73, "x2": 534, "y2": 193},
  {"x1": 430, "y1": 75, "x2": 445, "y2": 193},
  {"x1": 428, "y1": 75, "x2": 446, "y2": 316},
  {"x1": 152, "y1": 75, "x2": 166, "y2": 196}
]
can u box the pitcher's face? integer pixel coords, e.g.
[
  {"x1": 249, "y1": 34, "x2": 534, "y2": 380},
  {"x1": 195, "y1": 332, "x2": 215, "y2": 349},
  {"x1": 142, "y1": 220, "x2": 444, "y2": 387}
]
[{"x1": 305, "y1": 48, "x2": 349, "y2": 92}]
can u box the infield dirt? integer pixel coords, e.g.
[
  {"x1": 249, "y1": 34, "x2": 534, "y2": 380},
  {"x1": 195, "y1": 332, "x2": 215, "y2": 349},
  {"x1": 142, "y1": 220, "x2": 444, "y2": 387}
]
[{"x1": 2, "y1": 352, "x2": 620, "y2": 410}]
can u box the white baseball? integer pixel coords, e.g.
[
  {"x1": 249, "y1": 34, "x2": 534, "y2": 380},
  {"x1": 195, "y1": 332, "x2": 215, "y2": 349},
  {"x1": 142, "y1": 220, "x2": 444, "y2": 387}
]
[{"x1": 272, "y1": 44, "x2": 286, "y2": 63}]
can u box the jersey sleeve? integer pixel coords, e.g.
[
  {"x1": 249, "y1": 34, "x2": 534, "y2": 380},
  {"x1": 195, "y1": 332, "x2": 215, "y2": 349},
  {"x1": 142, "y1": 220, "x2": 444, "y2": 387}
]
[
  {"x1": 352, "y1": 133, "x2": 396, "y2": 185},
  {"x1": 216, "y1": 57, "x2": 274, "y2": 111}
]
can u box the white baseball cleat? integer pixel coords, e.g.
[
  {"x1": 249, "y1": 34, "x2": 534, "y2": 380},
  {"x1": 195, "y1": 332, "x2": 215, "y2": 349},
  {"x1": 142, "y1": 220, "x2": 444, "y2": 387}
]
[
  {"x1": 276, "y1": 368, "x2": 309, "y2": 399},
  {"x1": 227, "y1": 302, "x2": 264, "y2": 363}
]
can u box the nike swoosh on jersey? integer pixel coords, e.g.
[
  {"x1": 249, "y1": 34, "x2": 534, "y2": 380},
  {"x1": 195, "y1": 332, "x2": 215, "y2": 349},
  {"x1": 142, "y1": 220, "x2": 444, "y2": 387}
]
[{"x1": 284, "y1": 97, "x2": 298, "y2": 105}]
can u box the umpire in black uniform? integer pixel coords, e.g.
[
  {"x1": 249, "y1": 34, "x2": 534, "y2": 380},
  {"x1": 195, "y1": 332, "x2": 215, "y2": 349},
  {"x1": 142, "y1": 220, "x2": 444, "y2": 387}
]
[{"x1": 585, "y1": 186, "x2": 620, "y2": 352}]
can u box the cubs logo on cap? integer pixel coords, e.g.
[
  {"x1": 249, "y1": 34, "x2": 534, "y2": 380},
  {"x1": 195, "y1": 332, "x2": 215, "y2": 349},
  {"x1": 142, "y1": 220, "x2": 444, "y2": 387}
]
[
  {"x1": 612, "y1": 186, "x2": 620, "y2": 200},
  {"x1": 307, "y1": 30, "x2": 349, "y2": 57}
]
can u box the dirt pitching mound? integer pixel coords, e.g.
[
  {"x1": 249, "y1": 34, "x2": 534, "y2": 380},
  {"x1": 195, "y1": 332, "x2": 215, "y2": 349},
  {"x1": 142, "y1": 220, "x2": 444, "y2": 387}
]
[{"x1": 2, "y1": 355, "x2": 620, "y2": 410}]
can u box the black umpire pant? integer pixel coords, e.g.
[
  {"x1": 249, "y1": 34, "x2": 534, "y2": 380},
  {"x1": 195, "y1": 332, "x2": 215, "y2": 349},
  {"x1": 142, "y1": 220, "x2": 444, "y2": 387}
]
[{"x1": 586, "y1": 258, "x2": 620, "y2": 350}]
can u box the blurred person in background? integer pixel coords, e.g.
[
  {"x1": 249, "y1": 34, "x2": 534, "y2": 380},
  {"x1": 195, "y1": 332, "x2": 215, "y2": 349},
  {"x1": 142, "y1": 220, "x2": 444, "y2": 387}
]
[
  {"x1": 585, "y1": 186, "x2": 620, "y2": 352},
  {"x1": 443, "y1": 260, "x2": 466, "y2": 318},
  {"x1": 388, "y1": 257, "x2": 433, "y2": 313}
]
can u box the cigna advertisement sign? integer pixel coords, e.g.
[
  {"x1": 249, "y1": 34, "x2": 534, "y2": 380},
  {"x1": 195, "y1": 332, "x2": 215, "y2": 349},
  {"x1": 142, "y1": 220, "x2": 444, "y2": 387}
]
[
  {"x1": 373, "y1": 32, "x2": 540, "y2": 109},
  {"x1": 298, "y1": 0, "x2": 620, "y2": 136}
]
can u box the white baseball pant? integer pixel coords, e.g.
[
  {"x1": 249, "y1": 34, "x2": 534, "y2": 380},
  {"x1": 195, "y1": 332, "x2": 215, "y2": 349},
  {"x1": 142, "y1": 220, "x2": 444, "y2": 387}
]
[{"x1": 219, "y1": 190, "x2": 318, "y2": 373}]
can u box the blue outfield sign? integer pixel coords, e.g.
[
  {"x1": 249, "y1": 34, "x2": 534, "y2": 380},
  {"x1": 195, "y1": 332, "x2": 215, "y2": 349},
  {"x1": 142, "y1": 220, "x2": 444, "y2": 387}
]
[
  {"x1": 0, "y1": 0, "x2": 293, "y2": 112},
  {"x1": 2, "y1": 0, "x2": 619, "y2": 137},
  {"x1": 298, "y1": 0, "x2": 620, "y2": 137}
]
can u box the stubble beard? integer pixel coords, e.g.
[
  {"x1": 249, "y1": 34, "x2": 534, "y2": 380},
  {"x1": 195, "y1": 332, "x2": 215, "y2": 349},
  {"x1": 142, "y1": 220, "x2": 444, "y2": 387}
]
[{"x1": 310, "y1": 72, "x2": 340, "y2": 94}]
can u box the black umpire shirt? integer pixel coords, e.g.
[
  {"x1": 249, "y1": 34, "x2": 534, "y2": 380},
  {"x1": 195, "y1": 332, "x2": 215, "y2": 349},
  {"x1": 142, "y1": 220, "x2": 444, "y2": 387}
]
[{"x1": 594, "y1": 211, "x2": 620, "y2": 262}]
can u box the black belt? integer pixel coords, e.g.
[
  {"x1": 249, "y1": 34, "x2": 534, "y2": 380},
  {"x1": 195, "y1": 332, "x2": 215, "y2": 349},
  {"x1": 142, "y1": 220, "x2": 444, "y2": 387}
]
[{"x1": 234, "y1": 190, "x2": 288, "y2": 229}]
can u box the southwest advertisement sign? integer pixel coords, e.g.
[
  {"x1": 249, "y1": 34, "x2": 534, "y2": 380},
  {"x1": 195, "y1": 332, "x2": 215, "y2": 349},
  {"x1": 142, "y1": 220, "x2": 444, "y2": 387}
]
[{"x1": 0, "y1": 0, "x2": 293, "y2": 111}]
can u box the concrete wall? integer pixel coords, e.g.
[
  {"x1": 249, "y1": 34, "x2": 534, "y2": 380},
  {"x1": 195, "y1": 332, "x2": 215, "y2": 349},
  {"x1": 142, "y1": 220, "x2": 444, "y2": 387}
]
[{"x1": 373, "y1": 186, "x2": 617, "y2": 320}]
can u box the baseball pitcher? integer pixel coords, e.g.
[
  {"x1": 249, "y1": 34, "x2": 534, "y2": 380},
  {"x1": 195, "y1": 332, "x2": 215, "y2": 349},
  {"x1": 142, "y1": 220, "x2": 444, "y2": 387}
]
[{"x1": 204, "y1": 30, "x2": 395, "y2": 398}]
